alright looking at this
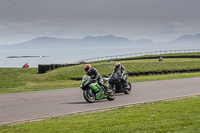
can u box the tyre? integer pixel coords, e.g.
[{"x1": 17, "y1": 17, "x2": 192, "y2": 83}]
[
  {"x1": 83, "y1": 89, "x2": 95, "y2": 103},
  {"x1": 109, "y1": 84, "x2": 116, "y2": 93},
  {"x1": 124, "y1": 82, "x2": 131, "y2": 94},
  {"x1": 107, "y1": 90, "x2": 115, "y2": 101}
]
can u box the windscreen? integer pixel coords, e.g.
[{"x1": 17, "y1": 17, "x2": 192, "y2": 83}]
[{"x1": 82, "y1": 75, "x2": 91, "y2": 82}]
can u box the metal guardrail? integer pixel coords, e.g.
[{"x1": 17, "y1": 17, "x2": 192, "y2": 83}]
[{"x1": 74, "y1": 49, "x2": 200, "y2": 64}]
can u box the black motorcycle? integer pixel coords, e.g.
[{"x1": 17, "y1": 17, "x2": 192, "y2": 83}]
[{"x1": 108, "y1": 72, "x2": 131, "y2": 94}]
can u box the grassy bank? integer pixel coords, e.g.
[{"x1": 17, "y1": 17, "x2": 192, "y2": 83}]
[
  {"x1": 0, "y1": 96, "x2": 199, "y2": 132},
  {"x1": 1, "y1": 53, "x2": 200, "y2": 94}
]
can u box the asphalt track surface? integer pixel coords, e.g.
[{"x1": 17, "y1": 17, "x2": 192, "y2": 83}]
[{"x1": 0, "y1": 77, "x2": 200, "y2": 125}]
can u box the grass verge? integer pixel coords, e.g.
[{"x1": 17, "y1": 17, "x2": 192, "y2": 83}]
[{"x1": 0, "y1": 96, "x2": 199, "y2": 132}]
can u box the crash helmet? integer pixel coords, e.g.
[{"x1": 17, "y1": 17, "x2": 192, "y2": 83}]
[
  {"x1": 115, "y1": 62, "x2": 121, "y2": 69},
  {"x1": 85, "y1": 64, "x2": 91, "y2": 72}
]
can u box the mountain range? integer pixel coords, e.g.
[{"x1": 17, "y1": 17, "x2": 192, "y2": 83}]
[{"x1": 0, "y1": 33, "x2": 200, "y2": 50}]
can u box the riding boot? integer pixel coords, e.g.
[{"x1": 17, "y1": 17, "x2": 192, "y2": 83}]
[{"x1": 102, "y1": 84, "x2": 112, "y2": 93}]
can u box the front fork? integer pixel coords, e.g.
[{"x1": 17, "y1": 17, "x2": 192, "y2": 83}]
[{"x1": 109, "y1": 84, "x2": 116, "y2": 92}]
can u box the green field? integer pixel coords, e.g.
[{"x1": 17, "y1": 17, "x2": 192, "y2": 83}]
[{"x1": 0, "y1": 53, "x2": 200, "y2": 132}]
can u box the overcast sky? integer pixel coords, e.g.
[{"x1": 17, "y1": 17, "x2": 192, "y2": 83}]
[{"x1": 0, "y1": 0, "x2": 200, "y2": 45}]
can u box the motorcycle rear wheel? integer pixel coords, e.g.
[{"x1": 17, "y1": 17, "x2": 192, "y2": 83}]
[
  {"x1": 83, "y1": 89, "x2": 95, "y2": 103},
  {"x1": 107, "y1": 91, "x2": 115, "y2": 101}
]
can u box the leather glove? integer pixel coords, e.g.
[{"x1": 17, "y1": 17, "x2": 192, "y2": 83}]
[
  {"x1": 118, "y1": 75, "x2": 122, "y2": 79},
  {"x1": 92, "y1": 79, "x2": 96, "y2": 83}
]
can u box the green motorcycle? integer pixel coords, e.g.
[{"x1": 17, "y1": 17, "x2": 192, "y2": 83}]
[{"x1": 80, "y1": 75, "x2": 115, "y2": 103}]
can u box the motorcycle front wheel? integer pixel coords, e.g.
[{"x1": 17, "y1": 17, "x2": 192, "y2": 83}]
[
  {"x1": 124, "y1": 82, "x2": 131, "y2": 94},
  {"x1": 83, "y1": 89, "x2": 95, "y2": 103}
]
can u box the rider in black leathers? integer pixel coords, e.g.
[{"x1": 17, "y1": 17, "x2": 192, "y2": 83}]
[
  {"x1": 84, "y1": 64, "x2": 110, "y2": 93},
  {"x1": 113, "y1": 62, "x2": 129, "y2": 87}
]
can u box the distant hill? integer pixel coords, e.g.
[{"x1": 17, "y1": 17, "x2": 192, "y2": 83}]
[
  {"x1": 0, "y1": 37, "x2": 79, "y2": 49},
  {"x1": 165, "y1": 33, "x2": 200, "y2": 45},
  {"x1": 0, "y1": 33, "x2": 199, "y2": 50},
  {"x1": 133, "y1": 39, "x2": 154, "y2": 44},
  {"x1": 0, "y1": 35, "x2": 153, "y2": 50},
  {"x1": 81, "y1": 35, "x2": 133, "y2": 44}
]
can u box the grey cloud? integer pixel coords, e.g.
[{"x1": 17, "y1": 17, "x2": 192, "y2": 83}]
[
  {"x1": 160, "y1": 22, "x2": 185, "y2": 34},
  {"x1": 0, "y1": 0, "x2": 200, "y2": 44}
]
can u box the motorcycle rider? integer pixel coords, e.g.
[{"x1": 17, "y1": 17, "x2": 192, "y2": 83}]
[
  {"x1": 113, "y1": 62, "x2": 129, "y2": 88},
  {"x1": 84, "y1": 64, "x2": 111, "y2": 94}
]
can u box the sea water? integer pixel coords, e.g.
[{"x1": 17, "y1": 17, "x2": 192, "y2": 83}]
[{"x1": 0, "y1": 43, "x2": 199, "y2": 68}]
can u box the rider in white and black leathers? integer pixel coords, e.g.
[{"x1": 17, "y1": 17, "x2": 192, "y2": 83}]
[
  {"x1": 84, "y1": 64, "x2": 109, "y2": 92},
  {"x1": 113, "y1": 62, "x2": 129, "y2": 87}
]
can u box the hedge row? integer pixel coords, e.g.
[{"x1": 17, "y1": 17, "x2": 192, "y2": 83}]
[
  {"x1": 127, "y1": 68, "x2": 200, "y2": 76},
  {"x1": 70, "y1": 68, "x2": 200, "y2": 81}
]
